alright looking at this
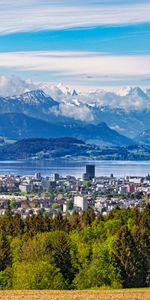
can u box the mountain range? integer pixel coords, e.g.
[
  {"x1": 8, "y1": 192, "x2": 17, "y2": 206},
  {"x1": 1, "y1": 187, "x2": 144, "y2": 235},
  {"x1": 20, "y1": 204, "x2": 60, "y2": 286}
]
[
  {"x1": 0, "y1": 76, "x2": 150, "y2": 146},
  {"x1": 0, "y1": 113, "x2": 133, "y2": 146}
]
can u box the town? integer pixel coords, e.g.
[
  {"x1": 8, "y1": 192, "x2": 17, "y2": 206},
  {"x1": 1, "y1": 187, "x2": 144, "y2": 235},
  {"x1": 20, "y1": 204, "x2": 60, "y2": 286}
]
[{"x1": 0, "y1": 164, "x2": 149, "y2": 219}]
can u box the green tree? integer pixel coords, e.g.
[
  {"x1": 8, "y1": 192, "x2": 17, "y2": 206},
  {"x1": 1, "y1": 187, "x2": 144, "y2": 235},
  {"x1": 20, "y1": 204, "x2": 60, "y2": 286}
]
[
  {"x1": 113, "y1": 226, "x2": 144, "y2": 288},
  {"x1": 81, "y1": 208, "x2": 95, "y2": 227},
  {"x1": 13, "y1": 261, "x2": 67, "y2": 289},
  {"x1": 52, "y1": 231, "x2": 74, "y2": 284},
  {"x1": 52, "y1": 212, "x2": 65, "y2": 231},
  {"x1": 0, "y1": 267, "x2": 12, "y2": 290},
  {"x1": 70, "y1": 211, "x2": 81, "y2": 230},
  {"x1": 11, "y1": 214, "x2": 24, "y2": 236},
  {"x1": 73, "y1": 243, "x2": 122, "y2": 289},
  {"x1": 0, "y1": 234, "x2": 11, "y2": 271}
]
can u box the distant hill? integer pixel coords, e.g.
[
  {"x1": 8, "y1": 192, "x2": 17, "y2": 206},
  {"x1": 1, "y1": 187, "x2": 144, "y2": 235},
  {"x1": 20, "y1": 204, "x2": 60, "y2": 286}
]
[
  {"x1": 0, "y1": 113, "x2": 134, "y2": 146},
  {"x1": 135, "y1": 130, "x2": 150, "y2": 145},
  {"x1": 0, "y1": 138, "x2": 149, "y2": 160},
  {"x1": 0, "y1": 113, "x2": 67, "y2": 140},
  {"x1": 0, "y1": 137, "x2": 88, "y2": 160},
  {"x1": 72, "y1": 122, "x2": 134, "y2": 146}
]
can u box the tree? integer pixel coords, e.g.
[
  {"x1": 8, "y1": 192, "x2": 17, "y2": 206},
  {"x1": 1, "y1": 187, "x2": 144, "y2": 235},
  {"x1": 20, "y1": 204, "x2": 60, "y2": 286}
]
[
  {"x1": 134, "y1": 227, "x2": 150, "y2": 287},
  {"x1": 0, "y1": 267, "x2": 12, "y2": 290},
  {"x1": 83, "y1": 180, "x2": 90, "y2": 190},
  {"x1": 11, "y1": 214, "x2": 24, "y2": 236},
  {"x1": 0, "y1": 234, "x2": 11, "y2": 271},
  {"x1": 141, "y1": 204, "x2": 150, "y2": 230},
  {"x1": 81, "y1": 208, "x2": 95, "y2": 227},
  {"x1": 0, "y1": 205, "x2": 13, "y2": 236},
  {"x1": 73, "y1": 243, "x2": 122, "y2": 289},
  {"x1": 113, "y1": 226, "x2": 144, "y2": 288},
  {"x1": 21, "y1": 233, "x2": 53, "y2": 263},
  {"x1": 70, "y1": 211, "x2": 81, "y2": 230},
  {"x1": 52, "y1": 212, "x2": 65, "y2": 231},
  {"x1": 52, "y1": 231, "x2": 74, "y2": 284},
  {"x1": 13, "y1": 261, "x2": 67, "y2": 289},
  {"x1": 66, "y1": 200, "x2": 73, "y2": 211}
]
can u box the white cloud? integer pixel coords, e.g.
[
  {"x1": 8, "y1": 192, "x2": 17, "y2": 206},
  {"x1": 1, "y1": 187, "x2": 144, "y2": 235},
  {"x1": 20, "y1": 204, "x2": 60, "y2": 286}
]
[
  {"x1": 50, "y1": 103, "x2": 94, "y2": 122},
  {"x1": 0, "y1": 51, "x2": 150, "y2": 78},
  {"x1": 0, "y1": 1, "x2": 150, "y2": 34},
  {"x1": 0, "y1": 74, "x2": 150, "y2": 114},
  {"x1": 0, "y1": 74, "x2": 35, "y2": 97}
]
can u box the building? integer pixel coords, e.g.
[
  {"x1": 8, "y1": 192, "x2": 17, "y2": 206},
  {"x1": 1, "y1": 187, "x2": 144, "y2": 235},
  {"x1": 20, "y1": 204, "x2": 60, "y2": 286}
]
[
  {"x1": 49, "y1": 173, "x2": 59, "y2": 182},
  {"x1": 86, "y1": 165, "x2": 95, "y2": 180},
  {"x1": 19, "y1": 184, "x2": 32, "y2": 194},
  {"x1": 35, "y1": 173, "x2": 42, "y2": 180},
  {"x1": 127, "y1": 183, "x2": 135, "y2": 193},
  {"x1": 41, "y1": 178, "x2": 50, "y2": 190},
  {"x1": 74, "y1": 195, "x2": 88, "y2": 211}
]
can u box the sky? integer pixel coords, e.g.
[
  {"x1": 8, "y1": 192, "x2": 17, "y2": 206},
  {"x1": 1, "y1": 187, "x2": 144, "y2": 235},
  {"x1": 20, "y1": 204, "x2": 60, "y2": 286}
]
[{"x1": 0, "y1": 0, "x2": 150, "y2": 91}]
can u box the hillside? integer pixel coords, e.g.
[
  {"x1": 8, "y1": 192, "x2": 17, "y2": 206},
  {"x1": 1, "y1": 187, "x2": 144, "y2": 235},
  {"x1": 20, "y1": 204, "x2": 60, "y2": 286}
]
[
  {"x1": 0, "y1": 137, "x2": 89, "y2": 160},
  {"x1": 0, "y1": 138, "x2": 149, "y2": 160},
  {"x1": 135, "y1": 130, "x2": 150, "y2": 145},
  {"x1": 0, "y1": 113, "x2": 67, "y2": 140},
  {"x1": 0, "y1": 113, "x2": 134, "y2": 146}
]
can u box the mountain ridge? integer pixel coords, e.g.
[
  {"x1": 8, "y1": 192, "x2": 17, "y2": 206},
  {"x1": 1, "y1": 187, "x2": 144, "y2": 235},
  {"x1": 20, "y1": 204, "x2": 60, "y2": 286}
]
[
  {"x1": 0, "y1": 77, "x2": 150, "y2": 138},
  {"x1": 0, "y1": 112, "x2": 134, "y2": 146}
]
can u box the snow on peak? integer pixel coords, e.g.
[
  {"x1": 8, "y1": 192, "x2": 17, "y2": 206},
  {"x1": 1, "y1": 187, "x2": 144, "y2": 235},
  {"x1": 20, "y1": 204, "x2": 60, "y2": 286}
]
[
  {"x1": 116, "y1": 87, "x2": 132, "y2": 97},
  {"x1": 57, "y1": 83, "x2": 78, "y2": 97},
  {"x1": 116, "y1": 86, "x2": 148, "y2": 98},
  {"x1": 0, "y1": 75, "x2": 150, "y2": 112}
]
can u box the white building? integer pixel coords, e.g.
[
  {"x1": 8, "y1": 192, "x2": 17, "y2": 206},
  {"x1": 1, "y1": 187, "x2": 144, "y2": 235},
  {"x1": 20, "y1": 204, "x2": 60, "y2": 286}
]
[
  {"x1": 19, "y1": 184, "x2": 32, "y2": 194},
  {"x1": 74, "y1": 195, "x2": 88, "y2": 211}
]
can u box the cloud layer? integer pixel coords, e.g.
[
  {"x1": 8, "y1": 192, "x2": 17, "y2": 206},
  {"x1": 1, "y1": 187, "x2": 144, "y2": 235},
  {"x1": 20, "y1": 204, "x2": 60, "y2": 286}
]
[
  {"x1": 50, "y1": 103, "x2": 94, "y2": 122},
  {"x1": 0, "y1": 74, "x2": 150, "y2": 112},
  {"x1": 0, "y1": 75, "x2": 35, "y2": 97},
  {"x1": 0, "y1": 51, "x2": 150, "y2": 89},
  {"x1": 0, "y1": 1, "x2": 150, "y2": 34}
]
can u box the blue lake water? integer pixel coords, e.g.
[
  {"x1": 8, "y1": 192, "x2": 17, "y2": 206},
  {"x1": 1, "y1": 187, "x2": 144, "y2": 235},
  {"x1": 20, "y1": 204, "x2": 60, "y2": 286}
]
[{"x1": 0, "y1": 160, "x2": 150, "y2": 178}]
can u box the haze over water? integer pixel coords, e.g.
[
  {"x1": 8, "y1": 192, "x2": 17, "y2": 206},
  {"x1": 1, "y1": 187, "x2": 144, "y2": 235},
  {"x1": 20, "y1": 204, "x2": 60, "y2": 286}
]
[{"x1": 0, "y1": 160, "x2": 150, "y2": 178}]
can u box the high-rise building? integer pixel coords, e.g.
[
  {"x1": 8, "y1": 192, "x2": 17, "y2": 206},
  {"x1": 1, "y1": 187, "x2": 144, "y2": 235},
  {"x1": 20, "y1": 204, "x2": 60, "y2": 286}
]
[
  {"x1": 35, "y1": 172, "x2": 41, "y2": 180},
  {"x1": 127, "y1": 183, "x2": 135, "y2": 193},
  {"x1": 86, "y1": 165, "x2": 95, "y2": 180},
  {"x1": 74, "y1": 195, "x2": 88, "y2": 211}
]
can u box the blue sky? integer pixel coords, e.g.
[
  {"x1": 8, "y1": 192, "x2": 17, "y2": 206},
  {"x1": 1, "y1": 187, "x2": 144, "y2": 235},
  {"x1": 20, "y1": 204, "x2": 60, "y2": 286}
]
[{"x1": 0, "y1": 0, "x2": 150, "y2": 91}]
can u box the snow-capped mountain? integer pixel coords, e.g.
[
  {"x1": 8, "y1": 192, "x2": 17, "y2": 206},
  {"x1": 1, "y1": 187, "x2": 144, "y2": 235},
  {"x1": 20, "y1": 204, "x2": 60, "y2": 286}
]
[
  {"x1": 0, "y1": 89, "x2": 59, "y2": 123},
  {"x1": 39, "y1": 83, "x2": 150, "y2": 112},
  {"x1": 0, "y1": 75, "x2": 150, "y2": 139},
  {"x1": 12, "y1": 89, "x2": 57, "y2": 106},
  {"x1": 116, "y1": 86, "x2": 148, "y2": 98},
  {"x1": 38, "y1": 82, "x2": 78, "y2": 101}
]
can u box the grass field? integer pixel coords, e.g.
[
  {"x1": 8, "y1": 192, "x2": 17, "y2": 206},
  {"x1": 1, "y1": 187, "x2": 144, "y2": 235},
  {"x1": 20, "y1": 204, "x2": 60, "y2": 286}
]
[{"x1": 0, "y1": 290, "x2": 150, "y2": 300}]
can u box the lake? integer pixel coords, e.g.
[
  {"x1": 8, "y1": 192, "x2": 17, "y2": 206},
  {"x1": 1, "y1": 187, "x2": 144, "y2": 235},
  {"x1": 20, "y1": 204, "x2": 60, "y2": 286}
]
[{"x1": 0, "y1": 160, "x2": 150, "y2": 178}]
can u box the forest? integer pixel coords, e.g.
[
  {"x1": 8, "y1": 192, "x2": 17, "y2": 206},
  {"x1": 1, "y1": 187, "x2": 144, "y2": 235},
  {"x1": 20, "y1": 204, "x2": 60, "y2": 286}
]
[{"x1": 0, "y1": 205, "x2": 150, "y2": 290}]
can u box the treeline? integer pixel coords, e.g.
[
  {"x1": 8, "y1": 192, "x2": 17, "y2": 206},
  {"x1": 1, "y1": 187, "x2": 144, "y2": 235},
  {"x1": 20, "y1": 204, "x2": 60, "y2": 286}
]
[
  {"x1": 0, "y1": 205, "x2": 150, "y2": 290},
  {"x1": 0, "y1": 137, "x2": 87, "y2": 160}
]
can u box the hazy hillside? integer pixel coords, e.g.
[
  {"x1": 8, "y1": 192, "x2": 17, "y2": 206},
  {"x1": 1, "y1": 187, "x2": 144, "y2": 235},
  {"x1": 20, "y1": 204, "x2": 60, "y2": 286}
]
[
  {"x1": 135, "y1": 130, "x2": 150, "y2": 145},
  {"x1": 0, "y1": 113, "x2": 134, "y2": 146}
]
